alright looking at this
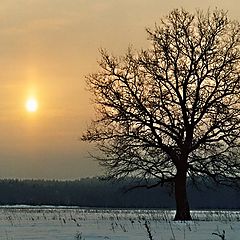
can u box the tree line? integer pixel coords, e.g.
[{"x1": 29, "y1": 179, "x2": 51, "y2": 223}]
[{"x1": 0, "y1": 177, "x2": 238, "y2": 209}]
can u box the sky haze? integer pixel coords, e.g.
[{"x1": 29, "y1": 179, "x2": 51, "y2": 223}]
[{"x1": 0, "y1": 0, "x2": 239, "y2": 179}]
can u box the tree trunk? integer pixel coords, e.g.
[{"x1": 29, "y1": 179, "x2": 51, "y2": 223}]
[{"x1": 174, "y1": 168, "x2": 192, "y2": 221}]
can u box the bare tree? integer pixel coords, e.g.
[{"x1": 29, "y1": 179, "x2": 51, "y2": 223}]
[{"x1": 82, "y1": 9, "x2": 240, "y2": 220}]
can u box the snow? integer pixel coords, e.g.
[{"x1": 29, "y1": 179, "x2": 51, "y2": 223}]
[{"x1": 0, "y1": 207, "x2": 239, "y2": 239}]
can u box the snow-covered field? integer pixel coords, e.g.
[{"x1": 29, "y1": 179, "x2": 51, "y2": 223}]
[{"x1": 0, "y1": 206, "x2": 239, "y2": 240}]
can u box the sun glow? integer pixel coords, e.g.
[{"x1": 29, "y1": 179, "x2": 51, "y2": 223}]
[{"x1": 26, "y1": 98, "x2": 38, "y2": 112}]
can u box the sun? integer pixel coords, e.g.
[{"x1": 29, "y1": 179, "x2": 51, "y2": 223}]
[{"x1": 26, "y1": 98, "x2": 38, "y2": 112}]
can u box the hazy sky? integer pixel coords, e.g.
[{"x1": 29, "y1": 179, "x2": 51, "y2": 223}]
[{"x1": 0, "y1": 0, "x2": 239, "y2": 179}]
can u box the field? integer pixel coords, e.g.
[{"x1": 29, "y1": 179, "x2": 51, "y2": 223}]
[{"x1": 0, "y1": 206, "x2": 239, "y2": 240}]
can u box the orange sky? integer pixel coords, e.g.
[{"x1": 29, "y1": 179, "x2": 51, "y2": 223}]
[{"x1": 0, "y1": 1, "x2": 239, "y2": 179}]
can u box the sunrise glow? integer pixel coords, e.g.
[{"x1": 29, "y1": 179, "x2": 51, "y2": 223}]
[{"x1": 26, "y1": 98, "x2": 38, "y2": 112}]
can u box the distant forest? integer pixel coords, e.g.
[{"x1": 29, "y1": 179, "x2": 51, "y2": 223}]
[{"x1": 0, "y1": 178, "x2": 239, "y2": 209}]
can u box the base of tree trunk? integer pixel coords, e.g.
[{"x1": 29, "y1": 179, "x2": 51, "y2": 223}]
[{"x1": 174, "y1": 211, "x2": 192, "y2": 221}]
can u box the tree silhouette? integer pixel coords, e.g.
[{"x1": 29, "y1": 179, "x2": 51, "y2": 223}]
[{"x1": 82, "y1": 9, "x2": 240, "y2": 220}]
